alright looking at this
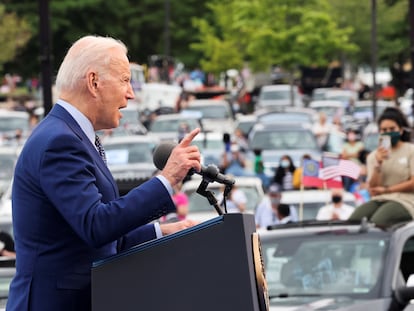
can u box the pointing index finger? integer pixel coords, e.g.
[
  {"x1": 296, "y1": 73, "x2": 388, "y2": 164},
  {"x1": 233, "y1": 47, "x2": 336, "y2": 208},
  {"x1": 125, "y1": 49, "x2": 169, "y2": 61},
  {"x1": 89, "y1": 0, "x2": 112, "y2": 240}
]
[{"x1": 179, "y1": 128, "x2": 200, "y2": 147}]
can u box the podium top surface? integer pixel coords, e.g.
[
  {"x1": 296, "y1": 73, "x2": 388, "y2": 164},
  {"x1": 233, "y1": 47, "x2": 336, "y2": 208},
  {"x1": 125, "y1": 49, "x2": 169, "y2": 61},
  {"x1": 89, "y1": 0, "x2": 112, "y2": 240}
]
[{"x1": 92, "y1": 215, "x2": 226, "y2": 268}]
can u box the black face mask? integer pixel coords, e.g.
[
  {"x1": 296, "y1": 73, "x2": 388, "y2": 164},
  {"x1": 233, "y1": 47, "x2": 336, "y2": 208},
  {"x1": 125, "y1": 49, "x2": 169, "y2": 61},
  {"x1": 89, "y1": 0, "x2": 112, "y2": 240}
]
[{"x1": 332, "y1": 195, "x2": 342, "y2": 203}]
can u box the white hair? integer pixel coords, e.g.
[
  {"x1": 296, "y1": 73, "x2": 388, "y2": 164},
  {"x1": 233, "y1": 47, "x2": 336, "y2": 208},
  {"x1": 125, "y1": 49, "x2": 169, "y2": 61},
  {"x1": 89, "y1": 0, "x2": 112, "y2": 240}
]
[{"x1": 55, "y1": 35, "x2": 128, "y2": 94}]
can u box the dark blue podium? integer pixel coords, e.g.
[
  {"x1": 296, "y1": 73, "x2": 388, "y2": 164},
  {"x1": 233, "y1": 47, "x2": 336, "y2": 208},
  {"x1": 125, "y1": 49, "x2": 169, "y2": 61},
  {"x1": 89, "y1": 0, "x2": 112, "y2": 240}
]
[{"x1": 91, "y1": 213, "x2": 268, "y2": 311}]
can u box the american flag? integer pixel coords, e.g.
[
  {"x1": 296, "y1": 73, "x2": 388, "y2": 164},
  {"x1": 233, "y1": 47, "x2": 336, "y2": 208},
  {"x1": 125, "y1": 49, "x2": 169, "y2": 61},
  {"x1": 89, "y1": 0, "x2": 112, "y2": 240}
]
[
  {"x1": 319, "y1": 159, "x2": 361, "y2": 180},
  {"x1": 301, "y1": 159, "x2": 343, "y2": 188}
]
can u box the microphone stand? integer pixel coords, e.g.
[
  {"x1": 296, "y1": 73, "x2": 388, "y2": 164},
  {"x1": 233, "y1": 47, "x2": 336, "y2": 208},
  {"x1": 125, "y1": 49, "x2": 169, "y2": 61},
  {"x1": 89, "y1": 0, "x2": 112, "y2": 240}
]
[
  {"x1": 196, "y1": 179, "x2": 224, "y2": 216},
  {"x1": 220, "y1": 184, "x2": 233, "y2": 214}
]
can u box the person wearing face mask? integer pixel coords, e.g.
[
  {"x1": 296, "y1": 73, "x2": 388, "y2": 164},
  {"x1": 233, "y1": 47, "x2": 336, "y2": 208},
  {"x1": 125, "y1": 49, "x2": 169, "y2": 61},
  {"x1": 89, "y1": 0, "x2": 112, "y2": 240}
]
[
  {"x1": 316, "y1": 188, "x2": 355, "y2": 221},
  {"x1": 273, "y1": 155, "x2": 296, "y2": 191},
  {"x1": 341, "y1": 128, "x2": 364, "y2": 191},
  {"x1": 255, "y1": 183, "x2": 298, "y2": 229},
  {"x1": 348, "y1": 107, "x2": 414, "y2": 227}
]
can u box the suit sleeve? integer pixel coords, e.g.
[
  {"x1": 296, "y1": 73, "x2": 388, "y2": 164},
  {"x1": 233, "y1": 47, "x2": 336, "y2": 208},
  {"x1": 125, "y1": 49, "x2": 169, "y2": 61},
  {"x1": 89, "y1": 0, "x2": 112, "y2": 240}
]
[{"x1": 39, "y1": 133, "x2": 176, "y2": 248}]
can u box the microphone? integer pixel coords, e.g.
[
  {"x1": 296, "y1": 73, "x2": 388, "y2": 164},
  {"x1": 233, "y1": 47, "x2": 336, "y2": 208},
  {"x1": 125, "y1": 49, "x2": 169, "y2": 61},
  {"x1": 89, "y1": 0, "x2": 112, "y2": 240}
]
[{"x1": 153, "y1": 142, "x2": 236, "y2": 186}]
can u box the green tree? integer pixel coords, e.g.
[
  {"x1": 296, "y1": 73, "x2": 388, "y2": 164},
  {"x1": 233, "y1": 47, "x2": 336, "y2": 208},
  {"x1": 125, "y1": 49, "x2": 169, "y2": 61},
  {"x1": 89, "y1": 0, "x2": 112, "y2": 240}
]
[
  {"x1": 191, "y1": 0, "x2": 357, "y2": 76},
  {"x1": 0, "y1": 4, "x2": 32, "y2": 72},
  {"x1": 3, "y1": 0, "x2": 209, "y2": 78}
]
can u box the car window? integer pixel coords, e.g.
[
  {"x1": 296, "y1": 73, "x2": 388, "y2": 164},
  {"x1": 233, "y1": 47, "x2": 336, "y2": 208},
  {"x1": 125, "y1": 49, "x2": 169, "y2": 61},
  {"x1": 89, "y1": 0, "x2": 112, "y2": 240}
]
[
  {"x1": 0, "y1": 155, "x2": 15, "y2": 180},
  {"x1": 105, "y1": 142, "x2": 155, "y2": 164},
  {"x1": 250, "y1": 130, "x2": 318, "y2": 151},
  {"x1": 0, "y1": 117, "x2": 29, "y2": 133},
  {"x1": 260, "y1": 90, "x2": 290, "y2": 101},
  {"x1": 186, "y1": 185, "x2": 260, "y2": 213},
  {"x1": 185, "y1": 105, "x2": 231, "y2": 119},
  {"x1": 259, "y1": 113, "x2": 313, "y2": 124},
  {"x1": 150, "y1": 118, "x2": 200, "y2": 133},
  {"x1": 262, "y1": 234, "x2": 388, "y2": 298},
  {"x1": 363, "y1": 132, "x2": 379, "y2": 153}
]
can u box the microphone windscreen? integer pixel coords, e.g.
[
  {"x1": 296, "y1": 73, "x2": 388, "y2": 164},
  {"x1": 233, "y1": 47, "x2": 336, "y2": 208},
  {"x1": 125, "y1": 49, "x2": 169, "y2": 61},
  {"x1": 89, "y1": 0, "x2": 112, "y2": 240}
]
[{"x1": 153, "y1": 142, "x2": 177, "y2": 170}]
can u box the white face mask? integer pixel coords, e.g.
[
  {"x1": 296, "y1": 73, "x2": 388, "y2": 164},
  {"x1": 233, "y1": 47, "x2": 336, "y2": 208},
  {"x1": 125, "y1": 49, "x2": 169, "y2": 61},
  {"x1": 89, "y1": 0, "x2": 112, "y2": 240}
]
[{"x1": 280, "y1": 160, "x2": 290, "y2": 168}]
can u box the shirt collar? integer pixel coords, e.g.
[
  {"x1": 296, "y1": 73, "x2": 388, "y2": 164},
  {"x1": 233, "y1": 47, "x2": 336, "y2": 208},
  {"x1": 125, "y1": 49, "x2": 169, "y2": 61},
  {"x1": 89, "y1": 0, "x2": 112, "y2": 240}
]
[{"x1": 56, "y1": 99, "x2": 95, "y2": 145}]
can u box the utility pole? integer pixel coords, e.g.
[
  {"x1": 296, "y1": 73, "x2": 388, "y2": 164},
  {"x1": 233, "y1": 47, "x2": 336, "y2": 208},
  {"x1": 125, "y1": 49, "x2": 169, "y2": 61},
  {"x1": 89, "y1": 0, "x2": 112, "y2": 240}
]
[
  {"x1": 38, "y1": 0, "x2": 53, "y2": 116},
  {"x1": 410, "y1": 0, "x2": 414, "y2": 108},
  {"x1": 371, "y1": 0, "x2": 378, "y2": 120}
]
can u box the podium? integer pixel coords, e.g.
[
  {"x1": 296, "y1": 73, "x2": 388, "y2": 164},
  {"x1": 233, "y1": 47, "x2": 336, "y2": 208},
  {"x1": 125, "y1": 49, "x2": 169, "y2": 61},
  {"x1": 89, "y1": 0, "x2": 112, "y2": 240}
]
[{"x1": 91, "y1": 213, "x2": 268, "y2": 311}]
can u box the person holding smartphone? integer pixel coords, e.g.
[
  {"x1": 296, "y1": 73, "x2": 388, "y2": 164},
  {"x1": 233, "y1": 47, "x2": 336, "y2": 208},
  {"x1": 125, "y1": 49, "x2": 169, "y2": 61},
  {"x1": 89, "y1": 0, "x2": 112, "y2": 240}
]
[{"x1": 348, "y1": 106, "x2": 414, "y2": 227}]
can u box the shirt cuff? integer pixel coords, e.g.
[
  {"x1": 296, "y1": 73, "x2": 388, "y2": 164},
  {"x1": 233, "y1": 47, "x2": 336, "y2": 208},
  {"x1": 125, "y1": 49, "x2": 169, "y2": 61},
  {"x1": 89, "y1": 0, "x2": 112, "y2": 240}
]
[
  {"x1": 156, "y1": 175, "x2": 173, "y2": 196},
  {"x1": 154, "y1": 222, "x2": 163, "y2": 238}
]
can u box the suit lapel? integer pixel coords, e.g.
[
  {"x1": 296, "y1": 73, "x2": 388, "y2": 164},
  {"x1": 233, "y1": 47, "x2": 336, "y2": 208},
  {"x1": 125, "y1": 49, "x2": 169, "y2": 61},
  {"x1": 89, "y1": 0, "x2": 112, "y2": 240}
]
[{"x1": 48, "y1": 105, "x2": 119, "y2": 196}]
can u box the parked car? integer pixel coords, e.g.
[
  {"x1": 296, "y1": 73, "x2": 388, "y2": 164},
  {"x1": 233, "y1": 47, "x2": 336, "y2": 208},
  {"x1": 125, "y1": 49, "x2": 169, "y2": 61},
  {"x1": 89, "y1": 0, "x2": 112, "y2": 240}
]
[
  {"x1": 323, "y1": 89, "x2": 358, "y2": 110},
  {"x1": 398, "y1": 88, "x2": 413, "y2": 118},
  {"x1": 234, "y1": 113, "x2": 258, "y2": 137},
  {"x1": 260, "y1": 219, "x2": 414, "y2": 311},
  {"x1": 247, "y1": 122, "x2": 322, "y2": 177},
  {"x1": 191, "y1": 131, "x2": 225, "y2": 168},
  {"x1": 280, "y1": 189, "x2": 356, "y2": 221},
  {"x1": 311, "y1": 87, "x2": 335, "y2": 101},
  {"x1": 255, "y1": 107, "x2": 318, "y2": 125},
  {"x1": 361, "y1": 122, "x2": 379, "y2": 153},
  {"x1": 0, "y1": 266, "x2": 16, "y2": 310},
  {"x1": 102, "y1": 135, "x2": 160, "y2": 195},
  {"x1": 256, "y1": 84, "x2": 303, "y2": 110},
  {"x1": 350, "y1": 100, "x2": 394, "y2": 123},
  {"x1": 147, "y1": 111, "x2": 203, "y2": 143},
  {"x1": 0, "y1": 147, "x2": 20, "y2": 197},
  {"x1": 308, "y1": 100, "x2": 344, "y2": 122},
  {"x1": 0, "y1": 181, "x2": 13, "y2": 236},
  {"x1": 0, "y1": 110, "x2": 30, "y2": 145},
  {"x1": 181, "y1": 175, "x2": 265, "y2": 223},
  {"x1": 183, "y1": 99, "x2": 235, "y2": 134}
]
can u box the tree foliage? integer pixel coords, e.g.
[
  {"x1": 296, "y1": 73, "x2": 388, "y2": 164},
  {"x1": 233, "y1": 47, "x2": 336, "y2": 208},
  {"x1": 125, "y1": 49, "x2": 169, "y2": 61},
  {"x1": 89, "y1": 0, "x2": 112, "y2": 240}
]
[
  {"x1": 1, "y1": 0, "x2": 412, "y2": 79},
  {"x1": 0, "y1": 4, "x2": 32, "y2": 72},
  {"x1": 191, "y1": 0, "x2": 358, "y2": 74},
  {"x1": 3, "y1": 0, "x2": 209, "y2": 78}
]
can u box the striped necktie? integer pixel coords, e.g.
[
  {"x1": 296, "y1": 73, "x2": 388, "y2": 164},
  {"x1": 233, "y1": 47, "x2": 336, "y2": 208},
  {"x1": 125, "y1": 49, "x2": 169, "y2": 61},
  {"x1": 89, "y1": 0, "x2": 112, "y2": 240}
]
[{"x1": 95, "y1": 134, "x2": 107, "y2": 164}]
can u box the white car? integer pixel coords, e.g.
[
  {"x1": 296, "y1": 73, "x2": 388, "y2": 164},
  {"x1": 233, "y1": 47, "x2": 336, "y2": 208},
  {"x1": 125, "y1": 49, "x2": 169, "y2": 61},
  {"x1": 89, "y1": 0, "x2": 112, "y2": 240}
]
[
  {"x1": 183, "y1": 99, "x2": 235, "y2": 134},
  {"x1": 181, "y1": 175, "x2": 264, "y2": 223},
  {"x1": 280, "y1": 189, "x2": 357, "y2": 221},
  {"x1": 256, "y1": 84, "x2": 303, "y2": 109}
]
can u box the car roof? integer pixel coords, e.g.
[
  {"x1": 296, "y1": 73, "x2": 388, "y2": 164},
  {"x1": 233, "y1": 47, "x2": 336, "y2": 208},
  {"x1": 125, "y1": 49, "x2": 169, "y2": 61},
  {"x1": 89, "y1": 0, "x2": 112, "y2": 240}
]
[
  {"x1": 250, "y1": 121, "x2": 313, "y2": 132},
  {"x1": 280, "y1": 189, "x2": 356, "y2": 204},
  {"x1": 260, "y1": 84, "x2": 297, "y2": 91},
  {"x1": 309, "y1": 100, "x2": 343, "y2": 108},
  {"x1": 182, "y1": 175, "x2": 264, "y2": 190},
  {"x1": 102, "y1": 135, "x2": 160, "y2": 145},
  {"x1": 259, "y1": 219, "x2": 388, "y2": 238}
]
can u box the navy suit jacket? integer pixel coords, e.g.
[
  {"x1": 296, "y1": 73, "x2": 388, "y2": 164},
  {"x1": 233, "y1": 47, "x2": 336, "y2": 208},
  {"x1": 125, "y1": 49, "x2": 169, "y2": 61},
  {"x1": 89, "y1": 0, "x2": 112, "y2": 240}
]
[{"x1": 6, "y1": 104, "x2": 175, "y2": 311}]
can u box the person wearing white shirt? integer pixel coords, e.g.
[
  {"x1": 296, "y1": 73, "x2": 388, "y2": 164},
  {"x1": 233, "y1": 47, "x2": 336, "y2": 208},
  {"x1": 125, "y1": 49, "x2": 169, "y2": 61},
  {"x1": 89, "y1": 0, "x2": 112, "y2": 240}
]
[{"x1": 316, "y1": 188, "x2": 355, "y2": 221}]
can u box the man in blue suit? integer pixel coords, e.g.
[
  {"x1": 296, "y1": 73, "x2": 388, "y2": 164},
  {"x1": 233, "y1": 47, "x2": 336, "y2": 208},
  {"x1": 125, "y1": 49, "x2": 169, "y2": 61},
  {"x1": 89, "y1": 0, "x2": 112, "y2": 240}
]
[{"x1": 6, "y1": 35, "x2": 202, "y2": 311}]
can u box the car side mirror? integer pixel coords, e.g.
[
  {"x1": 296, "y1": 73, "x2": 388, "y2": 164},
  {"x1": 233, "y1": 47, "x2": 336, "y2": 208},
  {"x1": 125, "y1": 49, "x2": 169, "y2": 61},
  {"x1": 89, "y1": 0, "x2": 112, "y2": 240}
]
[{"x1": 395, "y1": 275, "x2": 414, "y2": 306}]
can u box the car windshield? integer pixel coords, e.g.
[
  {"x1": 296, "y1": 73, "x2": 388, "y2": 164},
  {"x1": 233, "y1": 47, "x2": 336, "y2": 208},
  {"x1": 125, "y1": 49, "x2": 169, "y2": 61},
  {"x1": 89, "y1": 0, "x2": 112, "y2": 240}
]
[
  {"x1": 185, "y1": 105, "x2": 230, "y2": 119},
  {"x1": 150, "y1": 118, "x2": 200, "y2": 133},
  {"x1": 258, "y1": 113, "x2": 313, "y2": 124},
  {"x1": 363, "y1": 132, "x2": 379, "y2": 153},
  {"x1": 0, "y1": 117, "x2": 28, "y2": 132},
  {"x1": 260, "y1": 90, "x2": 290, "y2": 101},
  {"x1": 191, "y1": 138, "x2": 222, "y2": 150},
  {"x1": 0, "y1": 155, "x2": 15, "y2": 180},
  {"x1": 186, "y1": 185, "x2": 260, "y2": 213},
  {"x1": 261, "y1": 232, "x2": 388, "y2": 298},
  {"x1": 312, "y1": 106, "x2": 342, "y2": 118},
  {"x1": 250, "y1": 129, "x2": 318, "y2": 151},
  {"x1": 284, "y1": 201, "x2": 354, "y2": 220},
  {"x1": 105, "y1": 142, "x2": 155, "y2": 164}
]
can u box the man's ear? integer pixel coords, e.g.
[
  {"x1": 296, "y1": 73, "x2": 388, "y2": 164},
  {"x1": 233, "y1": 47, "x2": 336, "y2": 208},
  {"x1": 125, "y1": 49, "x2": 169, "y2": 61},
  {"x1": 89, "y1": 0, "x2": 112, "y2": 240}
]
[{"x1": 86, "y1": 71, "x2": 98, "y2": 95}]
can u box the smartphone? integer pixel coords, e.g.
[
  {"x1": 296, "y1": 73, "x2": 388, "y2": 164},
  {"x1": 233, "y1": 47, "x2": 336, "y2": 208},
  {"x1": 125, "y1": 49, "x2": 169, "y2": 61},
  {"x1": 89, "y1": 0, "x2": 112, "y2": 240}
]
[{"x1": 379, "y1": 135, "x2": 391, "y2": 150}]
